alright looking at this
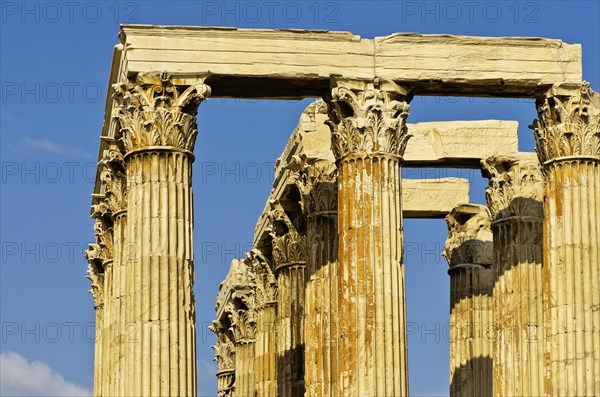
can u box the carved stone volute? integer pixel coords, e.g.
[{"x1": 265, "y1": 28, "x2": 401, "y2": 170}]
[
  {"x1": 112, "y1": 73, "x2": 211, "y2": 154},
  {"x1": 229, "y1": 309, "x2": 257, "y2": 343},
  {"x1": 246, "y1": 250, "x2": 277, "y2": 308},
  {"x1": 269, "y1": 202, "x2": 307, "y2": 269},
  {"x1": 325, "y1": 79, "x2": 412, "y2": 160},
  {"x1": 99, "y1": 142, "x2": 127, "y2": 214},
  {"x1": 289, "y1": 155, "x2": 338, "y2": 217},
  {"x1": 531, "y1": 82, "x2": 600, "y2": 163},
  {"x1": 85, "y1": 244, "x2": 105, "y2": 309}
]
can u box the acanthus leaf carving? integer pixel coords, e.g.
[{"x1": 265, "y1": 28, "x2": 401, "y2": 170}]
[
  {"x1": 245, "y1": 249, "x2": 277, "y2": 307},
  {"x1": 112, "y1": 72, "x2": 211, "y2": 153},
  {"x1": 325, "y1": 80, "x2": 412, "y2": 159},
  {"x1": 229, "y1": 308, "x2": 257, "y2": 343},
  {"x1": 289, "y1": 155, "x2": 338, "y2": 216},
  {"x1": 99, "y1": 143, "x2": 127, "y2": 214},
  {"x1": 209, "y1": 322, "x2": 236, "y2": 372},
  {"x1": 531, "y1": 82, "x2": 600, "y2": 163},
  {"x1": 481, "y1": 154, "x2": 544, "y2": 221},
  {"x1": 268, "y1": 202, "x2": 307, "y2": 267},
  {"x1": 92, "y1": 216, "x2": 113, "y2": 263},
  {"x1": 85, "y1": 244, "x2": 105, "y2": 308}
]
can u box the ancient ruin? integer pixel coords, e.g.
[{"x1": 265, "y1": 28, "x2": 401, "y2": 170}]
[{"x1": 88, "y1": 25, "x2": 599, "y2": 396}]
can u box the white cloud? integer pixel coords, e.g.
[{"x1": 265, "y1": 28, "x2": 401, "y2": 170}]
[
  {"x1": 9, "y1": 137, "x2": 94, "y2": 159},
  {"x1": 0, "y1": 352, "x2": 92, "y2": 397}
]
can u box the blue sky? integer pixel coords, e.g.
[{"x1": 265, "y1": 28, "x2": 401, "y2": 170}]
[{"x1": 0, "y1": 1, "x2": 598, "y2": 396}]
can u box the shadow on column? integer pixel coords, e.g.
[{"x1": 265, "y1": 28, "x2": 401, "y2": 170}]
[
  {"x1": 450, "y1": 356, "x2": 494, "y2": 396},
  {"x1": 277, "y1": 343, "x2": 306, "y2": 397}
]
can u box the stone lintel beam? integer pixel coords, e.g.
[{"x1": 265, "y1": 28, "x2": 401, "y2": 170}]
[
  {"x1": 117, "y1": 25, "x2": 581, "y2": 98},
  {"x1": 404, "y1": 120, "x2": 518, "y2": 167},
  {"x1": 401, "y1": 178, "x2": 470, "y2": 218}
]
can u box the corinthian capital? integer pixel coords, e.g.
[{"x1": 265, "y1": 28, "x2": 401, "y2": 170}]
[
  {"x1": 85, "y1": 245, "x2": 105, "y2": 308},
  {"x1": 209, "y1": 326, "x2": 236, "y2": 372},
  {"x1": 246, "y1": 250, "x2": 277, "y2": 307},
  {"x1": 531, "y1": 82, "x2": 600, "y2": 163},
  {"x1": 443, "y1": 204, "x2": 493, "y2": 267},
  {"x1": 325, "y1": 79, "x2": 412, "y2": 159},
  {"x1": 98, "y1": 142, "x2": 127, "y2": 214},
  {"x1": 91, "y1": 215, "x2": 113, "y2": 263},
  {"x1": 229, "y1": 308, "x2": 257, "y2": 343},
  {"x1": 289, "y1": 155, "x2": 338, "y2": 216},
  {"x1": 112, "y1": 73, "x2": 211, "y2": 153},
  {"x1": 268, "y1": 202, "x2": 307, "y2": 269},
  {"x1": 481, "y1": 153, "x2": 544, "y2": 222}
]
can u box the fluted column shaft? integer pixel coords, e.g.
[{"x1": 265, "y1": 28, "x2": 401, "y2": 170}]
[
  {"x1": 448, "y1": 264, "x2": 494, "y2": 397},
  {"x1": 101, "y1": 259, "x2": 113, "y2": 395},
  {"x1": 112, "y1": 75, "x2": 209, "y2": 396},
  {"x1": 303, "y1": 180, "x2": 339, "y2": 397},
  {"x1": 326, "y1": 80, "x2": 411, "y2": 396},
  {"x1": 542, "y1": 158, "x2": 599, "y2": 395},
  {"x1": 111, "y1": 210, "x2": 127, "y2": 397},
  {"x1": 482, "y1": 154, "x2": 545, "y2": 396},
  {"x1": 88, "y1": 142, "x2": 127, "y2": 397},
  {"x1": 94, "y1": 301, "x2": 104, "y2": 396},
  {"x1": 492, "y1": 219, "x2": 544, "y2": 395},
  {"x1": 338, "y1": 154, "x2": 407, "y2": 395},
  {"x1": 532, "y1": 83, "x2": 600, "y2": 396},
  {"x1": 255, "y1": 301, "x2": 277, "y2": 396},
  {"x1": 269, "y1": 201, "x2": 307, "y2": 397},
  {"x1": 276, "y1": 263, "x2": 306, "y2": 397},
  {"x1": 123, "y1": 150, "x2": 196, "y2": 396},
  {"x1": 444, "y1": 204, "x2": 494, "y2": 397},
  {"x1": 235, "y1": 338, "x2": 256, "y2": 397}
]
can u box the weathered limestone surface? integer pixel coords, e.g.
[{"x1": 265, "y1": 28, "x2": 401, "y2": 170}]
[
  {"x1": 111, "y1": 74, "x2": 208, "y2": 396},
  {"x1": 85, "y1": 247, "x2": 104, "y2": 396},
  {"x1": 86, "y1": 141, "x2": 128, "y2": 397},
  {"x1": 482, "y1": 153, "x2": 545, "y2": 396},
  {"x1": 212, "y1": 258, "x2": 255, "y2": 397},
  {"x1": 270, "y1": 201, "x2": 307, "y2": 397},
  {"x1": 326, "y1": 79, "x2": 411, "y2": 396},
  {"x1": 532, "y1": 83, "x2": 600, "y2": 396},
  {"x1": 443, "y1": 204, "x2": 494, "y2": 397},
  {"x1": 117, "y1": 25, "x2": 581, "y2": 97},
  {"x1": 298, "y1": 161, "x2": 339, "y2": 397},
  {"x1": 404, "y1": 120, "x2": 518, "y2": 167},
  {"x1": 231, "y1": 306, "x2": 256, "y2": 397},
  {"x1": 249, "y1": 251, "x2": 278, "y2": 397},
  {"x1": 88, "y1": 25, "x2": 600, "y2": 397},
  {"x1": 403, "y1": 178, "x2": 469, "y2": 218}
]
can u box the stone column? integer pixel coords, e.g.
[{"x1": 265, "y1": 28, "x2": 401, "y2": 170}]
[
  {"x1": 296, "y1": 161, "x2": 339, "y2": 397},
  {"x1": 270, "y1": 202, "x2": 307, "y2": 397},
  {"x1": 89, "y1": 158, "x2": 120, "y2": 397},
  {"x1": 85, "y1": 244, "x2": 105, "y2": 397},
  {"x1": 325, "y1": 79, "x2": 411, "y2": 396},
  {"x1": 248, "y1": 250, "x2": 278, "y2": 397},
  {"x1": 230, "y1": 307, "x2": 256, "y2": 397},
  {"x1": 532, "y1": 82, "x2": 600, "y2": 396},
  {"x1": 443, "y1": 204, "x2": 494, "y2": 397},
  {"x1": 482, "y1": 154, "x2": 545, "y2": 396},
  {"x1": 95, "y1": 142, "x2": 128, "y2": 397},
  {"x1": 209, "y1": 322, "x2": 236, "y2": 397},
  {"x1": 112, "y1": 73, "x2": 210, "y2": 397}
]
